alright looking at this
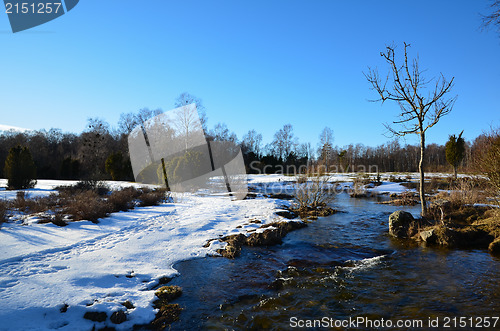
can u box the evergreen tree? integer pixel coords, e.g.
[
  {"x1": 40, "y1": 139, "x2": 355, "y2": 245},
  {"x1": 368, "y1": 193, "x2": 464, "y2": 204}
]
[
  {"x1": 445, "y1": 131, "x2": 465, "y2": 179},
  {"x1": 4, "y1": 145, "x2": 37, "y2": 189},
  {"x1": 105, "y1": 152, "x2": 124, "y2": 180}
]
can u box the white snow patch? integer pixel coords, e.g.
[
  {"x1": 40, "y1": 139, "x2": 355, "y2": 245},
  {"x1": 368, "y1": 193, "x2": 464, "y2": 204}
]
[{"x1": 0, "y1": 182, "x2": 283, "y2": 330}]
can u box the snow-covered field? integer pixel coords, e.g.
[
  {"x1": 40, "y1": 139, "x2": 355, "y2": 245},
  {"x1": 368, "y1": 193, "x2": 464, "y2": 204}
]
[
  {"x1": 0, "y1": 180, "x2": 286, "y2": 330},
  {"x1": 0, "y1": 173, "x2": 461, "y2": 330}
]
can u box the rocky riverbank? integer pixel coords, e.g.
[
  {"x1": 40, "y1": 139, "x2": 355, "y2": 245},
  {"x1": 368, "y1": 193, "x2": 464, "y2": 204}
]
[
  {"x1": 388, "y1": 208, "x2": 500, "y2": 255},
  {"x1": 215, "y1": 221, "x2": 308, "y2": 258}
]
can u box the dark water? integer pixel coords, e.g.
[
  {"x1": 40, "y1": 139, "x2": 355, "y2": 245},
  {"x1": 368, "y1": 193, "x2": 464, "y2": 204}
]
[{"x1": 169, "y1": 194, "x2": 500, "y2": 330}]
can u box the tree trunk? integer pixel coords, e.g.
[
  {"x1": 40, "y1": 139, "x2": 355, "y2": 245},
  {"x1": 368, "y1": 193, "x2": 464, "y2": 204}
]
[{"x1": 419, "y1": 132, "x2": 427, "y2": 217}]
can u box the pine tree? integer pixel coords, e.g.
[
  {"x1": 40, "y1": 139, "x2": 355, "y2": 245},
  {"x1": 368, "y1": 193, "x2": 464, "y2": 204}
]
[
  {"x1": 4, "y1": 145, "x2": 37, "y2": 190},
  {"x1": 445, "y1": 131, "x2": 465, "y2": 179}
]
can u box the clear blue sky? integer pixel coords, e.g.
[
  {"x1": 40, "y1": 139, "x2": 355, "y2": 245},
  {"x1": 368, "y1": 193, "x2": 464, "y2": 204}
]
[{"x1": 1, "y1": 0, "x2": 499, "y2": 149}]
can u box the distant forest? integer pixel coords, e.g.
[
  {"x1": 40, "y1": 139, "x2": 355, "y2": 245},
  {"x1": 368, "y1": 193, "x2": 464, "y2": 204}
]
[{"x1": 0, "y1": 97, "x2": 491, "y2": 181}]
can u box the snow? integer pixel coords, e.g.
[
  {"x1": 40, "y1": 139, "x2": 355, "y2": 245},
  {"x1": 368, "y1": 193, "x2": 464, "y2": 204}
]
[
  {"x1": 369, "y1": 182, "x2": 413, "y2": 194},
  {"x1": 0, "y1": 173, "x2": 474, "y2": 330},
  {"x1": 0, "y1": 181, "x2": 284, "y2": 331},
  {"x1": 0, "y1": 124, "x2": 30, "y2": 133}
]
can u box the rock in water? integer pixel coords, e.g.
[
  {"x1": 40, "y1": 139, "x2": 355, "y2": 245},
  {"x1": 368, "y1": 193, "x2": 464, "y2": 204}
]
[
  {"x1": 110, "y1": 310, "x2": 127, "y2": 324},
  {"x1": 389, "y1": 210, "x2": 415, "y2": 238},
  {"x1": 419, "y1": 228, "x2": 436, "y2": 244},
  {"x1": 489, "y1": 238, "x2": 500, "y2": 255}
]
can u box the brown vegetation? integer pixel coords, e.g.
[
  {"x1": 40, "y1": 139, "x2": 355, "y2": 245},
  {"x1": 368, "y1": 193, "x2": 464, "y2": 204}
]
[
  {"x1": 418, "y1": 197, "x2": 500, "y2": 254},
  {"x1": 473, "y1": 129, "x2": 500, "y2": 204},
  {"x1": 0, "y1": 184, "x2": 169, "y2": 227},
  {"x1": 381, "y1": 190, "x2": 419, "y2": 206},
  {"x1": 0, "y1": 199, "x2": 7, "y2": 226},
  {"x1": 149, "y1": 286, "x2": 183, "y2": 330},
  {"x1": 216, "y1": 221, "x2": 307, "y2": 258},
  {"x1": 293, "y1": 175, "x2": 336, "y2": 218},
  {"x1": 137, "y1": 188, "x2": 168, "y2": 207},
  {"x1": 62, "y1": 190, "x2": 112, "y2": 223}
]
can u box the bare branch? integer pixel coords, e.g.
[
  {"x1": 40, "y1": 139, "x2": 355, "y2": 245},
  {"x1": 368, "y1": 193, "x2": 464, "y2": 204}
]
[{"x1": 481, "y1": 0, "x2": 500, "y2": 33}]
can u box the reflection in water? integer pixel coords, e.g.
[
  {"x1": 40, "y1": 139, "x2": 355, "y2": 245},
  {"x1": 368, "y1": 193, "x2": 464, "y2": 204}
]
[{"x1": 170, "y1": 193, "x2": 500, "y2": 330}]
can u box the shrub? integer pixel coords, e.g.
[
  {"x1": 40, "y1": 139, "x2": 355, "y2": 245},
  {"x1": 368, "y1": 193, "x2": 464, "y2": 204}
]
[
  {"x1": 3, "y1": 145, "x2": 37, "y2": 190},
  {"x1": 51, "y1": 214, "x2": 68, "y2": 227},
  {"x1": 40, "y1": 213, "x2": 68, "y2": 227},
  {"x1": 449, "y1": 177, "x2": 484, "y2": 206},
  {"x1": 0, "y1": 199, "x2": 8, "y2": 226},
  {"x1": 296, "y1": 175, "x2": 307, "y2": 184},
  {"x1": 63, "y1": 190, "x2": 112, "y2": 223},
  {"x1": 427, "y1": 177, "x2": 453, "y2": 192},
  {"x1": 293, "y1": 174, "x2": 335, "y2": 211},
  {"x1": 57, "y1": 180, "x2": 109, "y2": 196},
  {"x1": 11, "y1": 191, "x2": 28, "y2": 211},
  {"x1": 105, "y1": 152, "x2": 129, "y2": 181},
  {"x1": 108, "y1": 187, "x2": 141, "y2": 212},
  {"x1": 10, "y1": 191, "x2": 58, "y2": 214},
  {"x1": 391, "y1": 191, "x2": 419, "y2": 206},
  {"x1": 475, "y1": 132, "x2": 500, "y2": 204},
  {"x1": 137, "y1": 188, "x2": 168, "y2": 207},
  {"x1": 163, "y1": 149, "x2": 208, "y2": 190}
]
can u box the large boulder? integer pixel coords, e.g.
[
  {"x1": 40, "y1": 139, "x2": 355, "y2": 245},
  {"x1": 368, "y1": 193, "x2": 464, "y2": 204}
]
[
  {"x1": 489, "y1": 238, "x2": 500, "y2": 255},
  {"x1": 389, "y1": 210, "x2": 415, "y2": 238}
]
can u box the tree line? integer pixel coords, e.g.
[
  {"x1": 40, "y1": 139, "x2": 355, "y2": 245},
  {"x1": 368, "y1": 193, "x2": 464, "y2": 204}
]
[{"x1": 0, "y1": 101, "x2": 491, "y2": 188}]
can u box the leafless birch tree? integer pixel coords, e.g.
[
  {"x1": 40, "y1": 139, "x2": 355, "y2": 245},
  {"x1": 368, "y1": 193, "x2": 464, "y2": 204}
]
[{"x1": 364, "y1": 43, "x2": 457, "y2": 217}]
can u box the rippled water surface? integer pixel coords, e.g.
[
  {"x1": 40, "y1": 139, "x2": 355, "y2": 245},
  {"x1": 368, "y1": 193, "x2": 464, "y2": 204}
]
[{"x1": 169, "y1": 194, "x2": 500, "y2": 330}]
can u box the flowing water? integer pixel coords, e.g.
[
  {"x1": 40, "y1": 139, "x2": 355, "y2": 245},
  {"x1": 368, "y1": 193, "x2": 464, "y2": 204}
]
[{"x1": 169, "y1": 194, "x2": 500, "y2": 330}]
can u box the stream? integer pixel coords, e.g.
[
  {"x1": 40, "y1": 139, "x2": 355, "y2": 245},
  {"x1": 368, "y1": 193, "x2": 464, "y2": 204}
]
[{"x1": 169, "y1": 193, "x2": 500, "y2": 330}]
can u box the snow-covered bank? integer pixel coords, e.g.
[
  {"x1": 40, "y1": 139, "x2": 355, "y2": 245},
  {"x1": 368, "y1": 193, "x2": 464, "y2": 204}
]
[
  {"x1": 0, "y1": 190, "x2": 283, "y2": 330},
  {"x1": 0, "y1": 173, "x2": 474, "y2": 330}
]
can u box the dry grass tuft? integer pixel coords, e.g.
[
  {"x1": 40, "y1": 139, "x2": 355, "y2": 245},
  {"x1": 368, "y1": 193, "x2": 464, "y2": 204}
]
[{"x1": 0, "y1": 199, "x2": 8, "y2": 226}]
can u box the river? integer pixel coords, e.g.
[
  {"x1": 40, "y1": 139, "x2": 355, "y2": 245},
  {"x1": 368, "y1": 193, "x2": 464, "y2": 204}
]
[{"x1": 168, "y1": 193, "x2": 500, "y2": 330}]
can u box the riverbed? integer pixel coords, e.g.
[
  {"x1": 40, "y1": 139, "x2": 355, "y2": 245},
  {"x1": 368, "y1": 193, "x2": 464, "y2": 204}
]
[{"x1": 169, "y1": 193, "x2": 500, "y2": 330}]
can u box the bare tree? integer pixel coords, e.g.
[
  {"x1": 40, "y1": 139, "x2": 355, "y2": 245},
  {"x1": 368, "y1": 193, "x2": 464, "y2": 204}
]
[
  {"x1": 172, "y1": 104, "x2": 204, "y2": 150},
  {"x1": 210, "y1": 123, "x2": 238, "y2": 142},
  {"x1": 271, "y1": 124, "x2": 297, "y2": 161},
  {"x1": 364, "y1": 43, "x2": 457, "y2": 217},
  {"x1": 298, "y1": 142, "x2": 313, "y2": 161},
  {"x1": 242, "y1": 129, "x2": 262, "y2": 157},
  {"x1": 482, "y1": 1, "x2": 500, "y2": 35},
  {"x1": 318, "y1": 127, "x2": 334, "y2": 170},
  {"x1": 174, "y1": 92, "x2": 208, "y2": 134},
  {"x1": 118, "y1": 108, "x2": 163, "y2": 135}
]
